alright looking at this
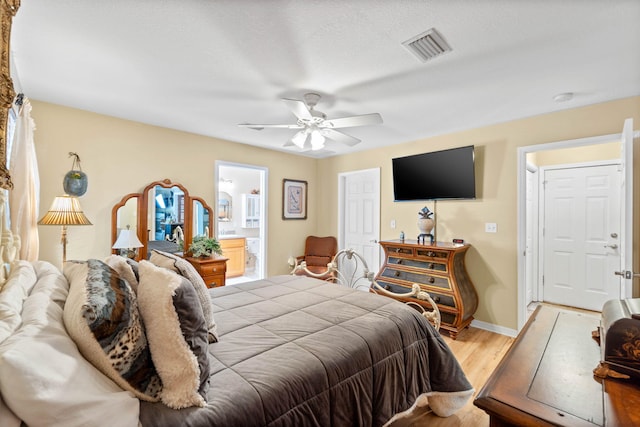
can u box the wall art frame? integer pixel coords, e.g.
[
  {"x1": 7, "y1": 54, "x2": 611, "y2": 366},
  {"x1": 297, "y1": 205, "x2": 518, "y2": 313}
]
[{"x1": 282, "y1": 178, "x2": 307, "y2": 220}]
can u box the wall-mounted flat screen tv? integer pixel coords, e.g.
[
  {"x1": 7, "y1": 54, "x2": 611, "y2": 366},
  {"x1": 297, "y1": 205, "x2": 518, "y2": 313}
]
[{"x1": 392, "y1": 145, "x2": 476, "y2": 201}]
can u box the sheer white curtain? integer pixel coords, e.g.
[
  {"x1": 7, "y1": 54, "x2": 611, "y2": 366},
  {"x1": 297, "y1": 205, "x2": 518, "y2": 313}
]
[{"x1": 9, "y1": 97, "x2": 39, "y2": 261}]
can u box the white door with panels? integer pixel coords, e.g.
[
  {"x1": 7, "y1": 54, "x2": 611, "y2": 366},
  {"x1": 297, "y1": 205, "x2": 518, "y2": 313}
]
[
  {"x1": 339, "y1": 168, "x2": 381, "y2": 278},
  {"x1": 542, "y1": 163, "x2": 622, "y2": 311}
]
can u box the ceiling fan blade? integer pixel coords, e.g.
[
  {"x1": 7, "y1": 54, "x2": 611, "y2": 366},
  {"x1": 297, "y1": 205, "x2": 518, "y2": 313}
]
[
  {"x1": 322, "y1": 113, "x2": 383, "y2": 129},
  {"x1": 282, "y1": 98, "x2": 313, "y2": 121},
  {"x1": 238, "y1": 123, "x2": 304, "y2": 130},
  {"x1": 323, "y1": 129, "x2": 361, "y2": 146}
]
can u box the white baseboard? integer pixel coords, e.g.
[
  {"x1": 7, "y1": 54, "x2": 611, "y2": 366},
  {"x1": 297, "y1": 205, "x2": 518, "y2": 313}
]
[{"x1": 470, "y1": 319, "x2": 518, "y2": 338}]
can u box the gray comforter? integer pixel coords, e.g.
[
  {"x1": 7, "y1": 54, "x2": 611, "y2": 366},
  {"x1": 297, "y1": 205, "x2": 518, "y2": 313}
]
[{"x1": 140, "y1": 275, "x2": 472, "y2": 426}]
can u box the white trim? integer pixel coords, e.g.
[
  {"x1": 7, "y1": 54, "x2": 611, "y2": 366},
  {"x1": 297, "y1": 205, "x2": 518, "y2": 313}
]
[{"x1": 470, "y1": 319, "x2": 518, "y2": 338}]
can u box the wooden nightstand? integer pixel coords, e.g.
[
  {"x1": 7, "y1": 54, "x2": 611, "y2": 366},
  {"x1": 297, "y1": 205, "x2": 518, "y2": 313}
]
[{"x1": 185, "y1": 255, "x2": 228, "y2": 288}]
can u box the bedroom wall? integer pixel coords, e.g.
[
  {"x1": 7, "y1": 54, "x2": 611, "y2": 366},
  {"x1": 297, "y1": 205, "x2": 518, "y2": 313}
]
[
  {"x1": 31, "y1": 101, "x2": 318, "y2": 275},
  {"x1": 29, "y1": 96, "x2": 640, "y2": 333},
  {"x1": 317, "y1": 96, "x2": 640, "y2": 332}
]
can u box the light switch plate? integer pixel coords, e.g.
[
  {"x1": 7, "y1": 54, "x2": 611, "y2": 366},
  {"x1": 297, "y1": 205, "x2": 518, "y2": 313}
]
[{"x1": 485, "y1": 223, "x2": 497, "y2": 233}]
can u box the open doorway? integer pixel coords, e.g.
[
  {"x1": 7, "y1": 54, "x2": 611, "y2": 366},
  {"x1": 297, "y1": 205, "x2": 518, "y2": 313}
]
[
  {"x1": 216, "y1": 161, "x2": 268, "y2": 285},
  {"x1": 517, "y1": 121, "x2": 636, "y2": 330}
]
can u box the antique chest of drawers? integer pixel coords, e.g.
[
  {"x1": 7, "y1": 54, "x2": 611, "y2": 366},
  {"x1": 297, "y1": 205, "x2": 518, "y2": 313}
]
[
  {"x1": 185, "y1": 255, "x2": 228, "y2": 288},
  {"x1": 374, "y1": 239, "x2": 478, "y2": 338}
]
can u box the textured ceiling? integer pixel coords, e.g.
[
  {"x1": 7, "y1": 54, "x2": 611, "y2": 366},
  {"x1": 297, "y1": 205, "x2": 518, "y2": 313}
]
[{"x1": 10, "y1": 0, "x2": 640, "y2": 158}]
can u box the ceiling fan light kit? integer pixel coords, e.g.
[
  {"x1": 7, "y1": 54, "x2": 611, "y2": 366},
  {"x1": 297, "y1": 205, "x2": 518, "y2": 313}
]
[{"x1": 239, "y1": 93, "x2": 382, "y2": 152}]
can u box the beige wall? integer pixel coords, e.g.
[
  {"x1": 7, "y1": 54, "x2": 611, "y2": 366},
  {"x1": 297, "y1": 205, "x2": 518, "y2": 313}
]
[
  {"x1": 317, "y1": 96, "x2": 640, "y2": 331},
  {"x1": 31, "y1": 96, "x2": 640, "y2": 331},
  {"x1": 32, "y1": 101, "x2": 318, "y2": 275},
  {"x1": 528, "y1": 141, "x2": 620, "y2": 167}
]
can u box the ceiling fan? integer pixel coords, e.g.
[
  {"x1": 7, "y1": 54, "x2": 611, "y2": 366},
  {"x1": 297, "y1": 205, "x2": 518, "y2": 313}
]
[{"x1": 238, "y1": 93, "x2": 383, "y2": 151}]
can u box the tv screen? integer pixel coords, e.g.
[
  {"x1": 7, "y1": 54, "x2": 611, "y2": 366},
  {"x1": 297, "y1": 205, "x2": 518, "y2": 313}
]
[{"x1": 392, "y1": 145, "x2": 476, "y2": 201}]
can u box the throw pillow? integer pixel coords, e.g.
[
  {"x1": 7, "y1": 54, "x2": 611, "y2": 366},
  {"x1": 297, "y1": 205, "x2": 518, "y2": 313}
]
[
  {"x1": 149, "y1": 250, "x2": 218, "y2": 342},
  {"x1": 137, "y1": 261, "x2": 209, "y2": 409},
  {"x1": 104, "y1": 255, "x2": 140, "y2": 293},
  {"x1": 63, "y1": 259, "x2": 161, "y2": 402}
]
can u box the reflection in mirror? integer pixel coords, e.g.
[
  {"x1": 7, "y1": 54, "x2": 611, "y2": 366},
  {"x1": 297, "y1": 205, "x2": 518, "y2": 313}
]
[
  {"x1": 147, "y1": 185, "x2": 185, "y2": 255},
  {"x1": 192, "y1": 198, "x2": 212, "y2": 238},
  {"x1": 218, "y1": 192, "x2": 232, "y2": 221},
  {"x1": 111, "y1": 194, "x2": 141, "y2": 253}
]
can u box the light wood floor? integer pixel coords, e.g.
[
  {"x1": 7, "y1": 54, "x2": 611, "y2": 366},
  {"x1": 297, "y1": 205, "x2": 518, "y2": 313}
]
[{"x1": 390, "y1": 326, "x2": 515, "y2": 426}]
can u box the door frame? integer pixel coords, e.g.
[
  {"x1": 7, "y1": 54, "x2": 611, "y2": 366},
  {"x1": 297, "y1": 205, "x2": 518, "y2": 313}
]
[
  {"x1": 215, "y1": 160, "x2": 268, "y2": 280},
  {"x1": 337, "y1": 167, "x2": 381, "y2": 272},
  {"x1": 517, "y1": 131, "x2": 635, "y2": 331}
]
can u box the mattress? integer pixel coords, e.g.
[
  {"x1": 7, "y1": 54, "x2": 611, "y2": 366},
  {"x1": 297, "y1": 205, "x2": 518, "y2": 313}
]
[{"x1": 139, "y1": 275, "x2": 472, "y2": 426}]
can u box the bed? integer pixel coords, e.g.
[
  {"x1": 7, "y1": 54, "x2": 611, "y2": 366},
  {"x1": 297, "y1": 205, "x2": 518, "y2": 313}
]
[{"x1": 0, "y1": 196, "x2": 472, "y2": 426}]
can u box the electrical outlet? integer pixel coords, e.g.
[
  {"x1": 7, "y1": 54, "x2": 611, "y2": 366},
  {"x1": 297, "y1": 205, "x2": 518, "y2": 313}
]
[
  {"x1": 485, "y1": 223, "x2": 497, "y2": 233},
  {"x1": 390, "y1": 219, "x2": 396, "y2": 229}
]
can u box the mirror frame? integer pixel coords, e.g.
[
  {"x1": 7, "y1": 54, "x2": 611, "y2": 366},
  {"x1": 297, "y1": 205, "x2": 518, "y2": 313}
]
[
  {"x1": 112, "y1": 179, "x2": 215, "y2": 260},
  {"x1": 0, "y1": 1, "x2": 20, "y2": 190}
]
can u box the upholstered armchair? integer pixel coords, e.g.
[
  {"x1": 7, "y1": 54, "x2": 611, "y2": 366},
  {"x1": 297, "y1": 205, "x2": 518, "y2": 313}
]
[{"x1": 293, "y1": 236, "x2": 338, "y2": 281}]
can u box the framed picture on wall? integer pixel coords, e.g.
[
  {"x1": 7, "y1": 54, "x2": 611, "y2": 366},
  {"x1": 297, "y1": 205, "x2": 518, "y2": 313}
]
[{"x1": 282, "y1": 179, "x2": 307, "y2": 220}]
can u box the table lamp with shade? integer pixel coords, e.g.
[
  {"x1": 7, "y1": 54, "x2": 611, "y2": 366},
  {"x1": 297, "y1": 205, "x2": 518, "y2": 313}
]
[
  {"x1": 38, "y1": 195, "x2": 92, "y2": 263},
  {"x1": 112, "y1": 225, "x2": 143, "y2": 258}
]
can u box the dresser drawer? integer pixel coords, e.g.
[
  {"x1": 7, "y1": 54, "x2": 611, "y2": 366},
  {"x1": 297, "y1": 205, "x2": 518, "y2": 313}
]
[
  {"x1": 415, "y1": 248, "x2": 449, "y2": 260},
  {"x1": 380, "y1": 267, "x2": 451, "y2": 290},
  {"x1": 204, "y1": 275, "x2": 225, "y2": 288},
  {"x1": 377, "y1": 280, "x2": 456, "y2": 308},
  {"x1": 199, "y1": 263, "x2": 226, "y2": 276},
  {"x1": 388, "y1": 256, "x2": 447, "y2": 273},
  {"x1": 385, "y1": 246, "x2": 413, "y2": 256}
]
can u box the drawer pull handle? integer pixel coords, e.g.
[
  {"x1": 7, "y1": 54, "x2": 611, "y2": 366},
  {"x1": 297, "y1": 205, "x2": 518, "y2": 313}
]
[
  {"x1": 428, "y1": 263, "x2": 435, "y2": 269},
  {"x1": 433, "y1": 296, "x2": 440, "y2": 303},
  {"x1": 394, "y1": 271, "x2": 401, "y2": 277},
  {"x1": 397, "y1": 259, "x2": 403, "y2": 264},
  {"x1": 428, "y1": 277, "x2": 435, "y2": 284},
  {"x1": 427, "y1": 251, "x2": 435, "y2": 257}
]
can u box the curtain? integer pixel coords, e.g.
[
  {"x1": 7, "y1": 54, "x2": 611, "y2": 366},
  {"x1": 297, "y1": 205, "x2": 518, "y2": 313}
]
[{"x1": 9, "y1": 97, "x2": 39, "y2": 261}]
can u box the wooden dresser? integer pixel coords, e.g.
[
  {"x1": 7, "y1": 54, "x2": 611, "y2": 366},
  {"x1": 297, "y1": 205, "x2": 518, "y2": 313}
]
[
  {"x1": 474, "y1": 306, "x2": 640, "y2": 426},
  {"x1": 375, "y1": 240, "x2": 478, "y2": 338},
  {"x1": 185, "y1": 255, "x2": 228, "y2": 288}
]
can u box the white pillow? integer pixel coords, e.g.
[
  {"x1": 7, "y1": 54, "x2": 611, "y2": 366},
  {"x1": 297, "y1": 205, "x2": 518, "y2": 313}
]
[{"x1": 0, "y1": 261, "x2": 140, "y2": 427}]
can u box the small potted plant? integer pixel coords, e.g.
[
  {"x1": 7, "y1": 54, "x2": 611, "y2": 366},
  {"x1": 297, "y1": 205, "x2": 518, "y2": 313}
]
[{"x1": 188, "y1": 236, "x2": 223, "y2": 258}]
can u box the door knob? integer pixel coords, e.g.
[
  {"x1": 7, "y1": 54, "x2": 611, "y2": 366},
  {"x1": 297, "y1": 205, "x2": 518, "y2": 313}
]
[{"x1": 604, "y1": 244, "x2": 618, "y2": 249}]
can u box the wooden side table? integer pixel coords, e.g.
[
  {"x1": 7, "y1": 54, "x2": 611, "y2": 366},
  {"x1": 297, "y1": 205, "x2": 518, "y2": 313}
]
[
  {"x1": 474, "y1": 305, "x2": 640, "y2": 426},
  {"x1": 185, "y1": 255, "x2": 228, "y2": 288}
]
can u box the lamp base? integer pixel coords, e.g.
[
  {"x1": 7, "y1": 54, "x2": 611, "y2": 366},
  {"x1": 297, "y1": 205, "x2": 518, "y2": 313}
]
[{"x1": 118, "y1": 248, "x2": 138, "y2": 259}]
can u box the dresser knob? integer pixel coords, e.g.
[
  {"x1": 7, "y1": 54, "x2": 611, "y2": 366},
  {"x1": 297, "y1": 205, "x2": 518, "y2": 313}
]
[
  {"x1": 397, "y1": 259, "x2": 403, "y2": 264},
  {"x1": 394, "y1": 271, "x2": 401, "y2": 277},
  {"x1": 433, "y1": 296, "x2": 440, "y2": 303},
  {"x1": 428, "y1": 277, "x2": 435, "y2": 284},
  {"x1": 428, "y1": 263, "x2": 435, "y2": 269},
  {"x1": 427, "y1": 251, "x2": 435, "y2": 257}
]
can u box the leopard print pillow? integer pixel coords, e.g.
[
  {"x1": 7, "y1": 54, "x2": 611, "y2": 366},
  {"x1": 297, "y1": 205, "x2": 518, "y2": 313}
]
[{"x1": 63, "y1": 259, "x2": 161, "y2": 401}]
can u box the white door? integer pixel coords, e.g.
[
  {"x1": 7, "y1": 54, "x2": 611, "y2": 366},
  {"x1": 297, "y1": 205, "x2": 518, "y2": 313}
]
[
  {"x1": 542, "y1": 163, "x2": 622, "y2": 311},
  {"x1": 339, "y1": 168, "x2": 381, "y2": 275}
]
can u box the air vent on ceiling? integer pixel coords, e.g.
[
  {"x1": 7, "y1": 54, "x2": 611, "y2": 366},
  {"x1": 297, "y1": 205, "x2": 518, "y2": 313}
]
[{"x1": 402, "y1": 28, "x2": 452, "y2": 62}]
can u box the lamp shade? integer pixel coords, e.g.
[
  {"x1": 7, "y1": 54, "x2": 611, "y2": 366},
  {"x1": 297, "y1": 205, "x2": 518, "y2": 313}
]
[
  {"x1": 38, "y1": 195, "x2": 92, "y2": 226},
  {"x1": 112, "y1": 227, "x2": 143, "y2": 249}
]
